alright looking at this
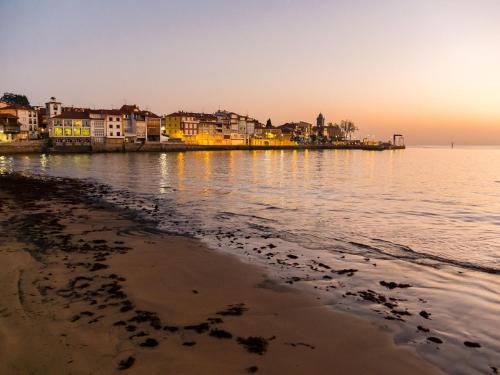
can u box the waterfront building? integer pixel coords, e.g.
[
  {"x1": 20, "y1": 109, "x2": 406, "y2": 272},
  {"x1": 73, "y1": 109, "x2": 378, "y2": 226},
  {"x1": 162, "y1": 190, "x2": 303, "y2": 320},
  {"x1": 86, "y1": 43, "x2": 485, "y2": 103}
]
[
  {"x1": 197, "y1": 114, "x2": 218, "y2": 136},
  {"x1": 164, "y1": 112, "x2": 182, "y2": 138},
  {"x1": 103, "y1": 110, "x2": 124, "y2": 139},
  {"x1": 136, "y1": 117, "x2": 146, "y2": 142},
  {"x1": 254, "y1": 122, "x2": 282, "y2": 138},
  {"x1": 166, "y1": 110, "x2": 258, "y2": 145},
  {"x1": 89, "y1": 111, "x2": 106, "y2": 144},
  {"x1": 214, "y1": 111, "x2": 232, "y2": 138},
  {"x1": 45, "y1": 101, "x2": 159, "y2": 145},
  {"x1": 228, "y1": 112, "x2": 239, "y2": 135},
  {"x1": 214, "y1": 110, "x2": 239, "y2": 137},
  {"x1": 33, "y1": 106, "x2": 48, "y2": 138},
  {"x1": 120, "y1": 104, "x2": 145, "y2": 143},
  {"x1": 238, "y1": 115, "x2": 257, "y2": 142},
  {"x1": 120, "y1": 104, "x2": 138, "y2": 142},
  {"x1": 0, "y1": 113, "x2": 21, "y2": 142},
  {"x1": 195, "y1": 114, "x2": 222, "y2": 145},
  {"x1": 214, "y1": 110, "x2": 255, "y2": 145},
  {"x1": 49, "y1": 111, "x2": 92, "y2": 145},
  {"x1": 0, "y1": 104, "x2": 38, "y2": 139},
  {"x1": 145, "y1": 111, "x2": 161, "y2": 142},
  {"x1": 252, "y1": 122, "x2": 295, "y2": 146},
  {"x1": 278, "y1": 121, "x2": 312, "y2": 142},
  {"x1": 166, "y1": 112, "x2": 200, "y2": 138}
]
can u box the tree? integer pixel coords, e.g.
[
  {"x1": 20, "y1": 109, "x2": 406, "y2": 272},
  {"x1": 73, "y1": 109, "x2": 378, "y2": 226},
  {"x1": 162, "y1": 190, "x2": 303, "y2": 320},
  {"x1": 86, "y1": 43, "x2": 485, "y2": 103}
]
[
  {"x1": 340, "y1": 120, "x2": 357, "y2": 140},
  {"x1": 1, "y1": 92, "x2": 30, "y2": 107},
  {"x1": 265, "y1": 118, "x2": 273, "y2": 128}
]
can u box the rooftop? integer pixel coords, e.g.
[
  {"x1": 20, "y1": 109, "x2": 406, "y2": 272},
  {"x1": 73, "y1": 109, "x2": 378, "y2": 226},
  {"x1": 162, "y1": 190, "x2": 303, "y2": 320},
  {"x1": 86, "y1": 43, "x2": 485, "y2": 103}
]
[
  {"x1": 0, "y1": 104, "x2": 34, "y2": 111},
  {"x1": 52, "y1": 111, "x2": 90, "y2": 120},
  {"x1": 0, "y1": 113, "x2": 19, "y2": 119}
]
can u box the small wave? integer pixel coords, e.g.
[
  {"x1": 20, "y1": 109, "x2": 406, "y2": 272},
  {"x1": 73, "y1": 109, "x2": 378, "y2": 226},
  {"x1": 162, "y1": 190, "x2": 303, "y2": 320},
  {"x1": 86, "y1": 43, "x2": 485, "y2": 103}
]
[
  {"x1": 366, "y1": 238, "x2": 500, "y2": 275},
  {"x1": 216, "y1": 211, "x2": 278, "y2": 223}
]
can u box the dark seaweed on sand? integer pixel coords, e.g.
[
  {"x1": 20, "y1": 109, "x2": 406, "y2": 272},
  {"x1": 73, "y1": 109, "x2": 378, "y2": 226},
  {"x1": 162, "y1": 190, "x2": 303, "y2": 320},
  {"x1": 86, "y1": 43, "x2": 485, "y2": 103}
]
[
  {"x1": 237, "y1": 337, "x2": 269, "y2": 355},
  {"x1": 118, "y1": 356, "x2": 135, "y2": 370},
  {"x1": 216, "y1": 303, "x2": 247, "y2": 316},
  {"x1": 210, "y1": 329, "x2": 233, "y2": 339}
]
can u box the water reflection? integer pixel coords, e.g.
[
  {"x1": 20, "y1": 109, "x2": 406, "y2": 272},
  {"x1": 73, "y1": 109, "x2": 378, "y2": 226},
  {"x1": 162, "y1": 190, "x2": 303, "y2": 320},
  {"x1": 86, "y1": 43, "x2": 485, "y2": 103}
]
[
  {"x1": 176, "y1": 152, "x2": 185, "y2": 191},
  {"x1": 4, "y1": 148, "x2": 500, "y2": 375}
]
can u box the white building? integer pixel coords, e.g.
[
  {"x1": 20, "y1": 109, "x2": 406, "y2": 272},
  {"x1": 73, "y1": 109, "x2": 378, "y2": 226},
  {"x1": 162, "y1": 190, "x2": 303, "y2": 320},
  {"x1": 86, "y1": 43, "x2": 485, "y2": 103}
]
[
  {"x1": 104, "y1": 110, "x2": 124, "y2": 139},
  {"x1": 214, "y1": 110, "x2": 241, "y2": 139},
  {"x1": 89, "y1": 112, "x2": 106, "y2": 143},
  {"x1": 238, "y1": 115, "x2": 257, "y2": 138},
  {"x1": 20, "y1": 106, "x2": 38, "y2": 139}
]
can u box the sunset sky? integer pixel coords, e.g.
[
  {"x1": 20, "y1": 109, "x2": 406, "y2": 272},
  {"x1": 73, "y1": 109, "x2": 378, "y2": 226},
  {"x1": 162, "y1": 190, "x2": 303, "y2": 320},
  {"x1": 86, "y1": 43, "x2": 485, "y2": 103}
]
[{"x1": 1, "y1": 0, "x2": 499, "y2": 144}]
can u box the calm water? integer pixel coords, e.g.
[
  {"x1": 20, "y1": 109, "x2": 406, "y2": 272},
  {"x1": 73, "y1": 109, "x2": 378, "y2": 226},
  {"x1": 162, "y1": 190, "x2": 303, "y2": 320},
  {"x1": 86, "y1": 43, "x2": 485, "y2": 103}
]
[{"x1": 1, "y1": 147, "x2": 499, "y2": 374}]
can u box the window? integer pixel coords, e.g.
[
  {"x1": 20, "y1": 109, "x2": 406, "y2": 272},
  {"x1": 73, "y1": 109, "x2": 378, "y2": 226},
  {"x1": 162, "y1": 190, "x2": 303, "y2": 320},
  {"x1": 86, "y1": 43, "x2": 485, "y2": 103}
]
[
  {"x1": 117, "y1": 132, "x2": 120, "y2": 136},
  {"x1": 116, "y1": 117, "x2": 120, "y2": 121},
  {"x1": 109, "y1": 124, "x2": 113, "y2": 129},
  {"x1": 64, "y1": 128, "x2": 72, "y2": 136},
  {"x1": 74, "y1": 128, "x2": 81, "y2": 136},
  {"x1": 110, "y1": 132, "x2": 113, "y2": 136},
  {"x1": 74, "y1": 119, "x2": 82, "y2": 127},
  {"x1": 54, "y1": 127, "x2": 63, "y2": 136},
  {"x1": 109, "y1": 117, "x2": 113, "y2": 121},
  {"x1": 116, "y1": 124, "x2": 120, "y2": 128},
  {"x1": 82, "y1": 128, "x2": 90, "y2": 136}
]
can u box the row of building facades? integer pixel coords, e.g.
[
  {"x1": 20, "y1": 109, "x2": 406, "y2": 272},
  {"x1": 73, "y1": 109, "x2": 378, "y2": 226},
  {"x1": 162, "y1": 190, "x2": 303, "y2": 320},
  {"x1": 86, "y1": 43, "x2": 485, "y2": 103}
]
[{"x1": 1, "y1": 97, "x2": 348, "y2": 146}]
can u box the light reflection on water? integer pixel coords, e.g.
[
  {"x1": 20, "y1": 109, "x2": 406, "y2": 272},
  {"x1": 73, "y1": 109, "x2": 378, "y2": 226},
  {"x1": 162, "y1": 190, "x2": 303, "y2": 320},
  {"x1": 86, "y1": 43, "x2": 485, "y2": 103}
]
[{"x1": 3, "y1": 147, "x2": 500, "y2": 374}]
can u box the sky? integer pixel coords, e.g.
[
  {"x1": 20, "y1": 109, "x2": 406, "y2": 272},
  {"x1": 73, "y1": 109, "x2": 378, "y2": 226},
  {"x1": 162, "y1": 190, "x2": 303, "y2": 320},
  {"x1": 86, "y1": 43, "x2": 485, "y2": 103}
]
[{"x1": 1, "y1": 0, "x2": 499, "y2": 144}]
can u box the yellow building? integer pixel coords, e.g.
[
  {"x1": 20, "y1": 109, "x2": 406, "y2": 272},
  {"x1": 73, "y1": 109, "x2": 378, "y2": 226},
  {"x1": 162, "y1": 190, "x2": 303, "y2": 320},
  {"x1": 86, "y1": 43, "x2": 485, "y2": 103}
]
[{"x1": 164, "y1": 113, "x2": 184, "y2": 139}]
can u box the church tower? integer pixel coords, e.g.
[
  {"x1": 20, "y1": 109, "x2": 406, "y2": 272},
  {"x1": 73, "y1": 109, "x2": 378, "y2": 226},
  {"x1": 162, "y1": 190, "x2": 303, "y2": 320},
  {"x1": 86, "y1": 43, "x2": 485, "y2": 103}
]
[
  {"x1": 316, "y1": 113, "x2": 325, "y2": 136},
  {"x1": 46, "y1": 97, "x2": 62, "y2": 119}
]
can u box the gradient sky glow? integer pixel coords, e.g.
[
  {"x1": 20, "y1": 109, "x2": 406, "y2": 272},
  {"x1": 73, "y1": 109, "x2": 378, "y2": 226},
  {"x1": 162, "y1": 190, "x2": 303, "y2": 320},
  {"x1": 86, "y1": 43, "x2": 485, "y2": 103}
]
[{"x1": 1, "y1": 0, "x2": 499, "y2": 144}]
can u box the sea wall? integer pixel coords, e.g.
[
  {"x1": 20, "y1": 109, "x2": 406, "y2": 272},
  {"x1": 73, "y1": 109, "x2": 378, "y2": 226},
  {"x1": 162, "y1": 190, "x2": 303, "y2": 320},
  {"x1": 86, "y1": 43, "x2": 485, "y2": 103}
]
[
  {"x1": 0, "y1": 140, "x2": 404, "y2": 155},
  {"x1": 0, "y1": 140, "x2": 49, "y2": 155}
]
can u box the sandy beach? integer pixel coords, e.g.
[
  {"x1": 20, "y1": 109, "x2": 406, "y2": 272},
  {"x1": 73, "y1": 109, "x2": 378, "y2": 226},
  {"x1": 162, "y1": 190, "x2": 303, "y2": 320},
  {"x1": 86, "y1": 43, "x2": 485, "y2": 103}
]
[{"x1": 0, "y1": 173, "x2": 444, "y2": 374}]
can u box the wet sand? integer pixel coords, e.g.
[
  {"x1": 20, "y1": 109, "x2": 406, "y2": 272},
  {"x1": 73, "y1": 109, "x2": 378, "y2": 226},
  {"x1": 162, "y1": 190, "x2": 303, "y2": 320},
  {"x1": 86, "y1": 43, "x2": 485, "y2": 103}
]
[{"x1": 0, "y1": 174, "x2": 444, "y2": 374}]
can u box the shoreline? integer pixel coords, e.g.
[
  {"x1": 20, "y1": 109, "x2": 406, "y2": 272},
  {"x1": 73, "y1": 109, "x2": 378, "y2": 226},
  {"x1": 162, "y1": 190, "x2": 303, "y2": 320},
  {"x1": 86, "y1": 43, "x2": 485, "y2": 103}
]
[
  {"x1": 0, "y1": 173, "x2": 440, "y2": 374},
  {"x1": 0, "y1": 140, "x2": 405, "y2": 155}
]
